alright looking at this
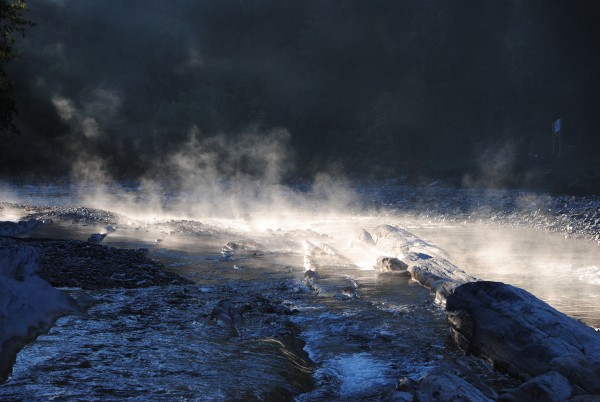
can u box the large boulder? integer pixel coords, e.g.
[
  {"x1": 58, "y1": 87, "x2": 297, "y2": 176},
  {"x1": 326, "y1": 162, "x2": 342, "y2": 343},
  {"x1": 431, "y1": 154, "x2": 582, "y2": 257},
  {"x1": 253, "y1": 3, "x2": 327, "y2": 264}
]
[
  {"x1": 446, "y1": 281, "x2": 600, "y2": 395},
  {"x1": 0, "y1": 242, "x2": 78, "y2": 381}
]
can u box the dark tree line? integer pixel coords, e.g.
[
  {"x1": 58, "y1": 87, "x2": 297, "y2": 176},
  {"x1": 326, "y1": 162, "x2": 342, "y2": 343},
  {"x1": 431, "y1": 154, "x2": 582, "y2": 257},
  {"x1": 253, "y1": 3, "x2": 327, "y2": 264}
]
[
  {"x1": 2, "y1": 1, "x2": 600, "y2": 193},
  {"x1": 0, "y1": 0, "x2": 33, "y2": 131}
]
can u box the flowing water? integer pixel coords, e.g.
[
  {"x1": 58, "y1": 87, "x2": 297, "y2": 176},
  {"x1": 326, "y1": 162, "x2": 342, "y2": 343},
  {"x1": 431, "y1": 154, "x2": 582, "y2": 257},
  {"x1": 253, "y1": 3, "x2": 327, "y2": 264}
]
[{"x1": 1, "y1": 181, "x2": 599, "y2": 399}]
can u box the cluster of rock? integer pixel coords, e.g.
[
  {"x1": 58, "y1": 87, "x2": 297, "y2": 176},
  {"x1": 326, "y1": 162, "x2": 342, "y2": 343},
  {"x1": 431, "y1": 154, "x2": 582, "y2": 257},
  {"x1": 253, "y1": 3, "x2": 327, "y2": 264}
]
[
  {"x1": 366, "y1": 184, "x2": 600, "y2": 244},
  {"x1": 9, "y1": 237, "x2": 193, "y2": 290},
  {"x1": 358, "y1": 224, "x2": 600, "y2": 401},
  {"x1": 2, "y1": 203, "x2": 122, "y2": 226},
  {"x1": 0, "y1": 216, "x2": 195, "y2": 382},
  {"x1": 301, "y1": 239, "x2": 360, "y2": 299}
]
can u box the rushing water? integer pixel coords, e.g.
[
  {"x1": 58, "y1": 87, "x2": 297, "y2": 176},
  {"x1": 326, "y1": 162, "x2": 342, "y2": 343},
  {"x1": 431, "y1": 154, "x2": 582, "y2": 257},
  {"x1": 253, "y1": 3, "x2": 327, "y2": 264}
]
[{"x1": 1, "y1": 181, "x2": 599, "y2": 399}]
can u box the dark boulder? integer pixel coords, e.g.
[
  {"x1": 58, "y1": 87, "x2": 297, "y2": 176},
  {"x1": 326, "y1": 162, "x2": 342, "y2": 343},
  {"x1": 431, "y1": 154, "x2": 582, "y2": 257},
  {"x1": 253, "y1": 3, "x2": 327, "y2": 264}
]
[
  {"x1": 446, "y1": 281, "x2": 600, "y2": 395},
  {"x1": 498, "y1": 371, "x2": 572, "y2": 402},
  {"x1": 412, "y1": 372, "x2": 493, "y2": 402}
]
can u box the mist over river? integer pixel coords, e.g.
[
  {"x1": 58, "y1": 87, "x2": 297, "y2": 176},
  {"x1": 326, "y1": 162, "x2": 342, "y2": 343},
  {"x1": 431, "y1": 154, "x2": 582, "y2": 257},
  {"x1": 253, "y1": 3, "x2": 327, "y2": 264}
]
[
  {"x1": 2, "y1": 1, "x2": 600, "y2": 399},
  {"x1": 1, "y1": 180, "x2": 599, "y2": 400}
]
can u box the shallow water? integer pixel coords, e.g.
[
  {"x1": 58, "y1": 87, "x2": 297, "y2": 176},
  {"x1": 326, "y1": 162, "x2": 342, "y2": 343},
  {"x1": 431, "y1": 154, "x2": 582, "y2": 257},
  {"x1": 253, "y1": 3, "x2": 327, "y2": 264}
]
[
  {"x1": 1, "y1": 181, "x2": 599, "y2": 399},
  {"x1": 1, "y1": 220, "x2": 474, "y2": 400}
]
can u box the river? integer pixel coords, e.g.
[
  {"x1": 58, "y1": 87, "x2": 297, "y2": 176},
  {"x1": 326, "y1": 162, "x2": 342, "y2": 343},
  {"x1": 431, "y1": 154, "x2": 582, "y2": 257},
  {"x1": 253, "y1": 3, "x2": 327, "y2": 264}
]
[{"x1": 1, "y1": 181, "x2": 598, "y2": 399}]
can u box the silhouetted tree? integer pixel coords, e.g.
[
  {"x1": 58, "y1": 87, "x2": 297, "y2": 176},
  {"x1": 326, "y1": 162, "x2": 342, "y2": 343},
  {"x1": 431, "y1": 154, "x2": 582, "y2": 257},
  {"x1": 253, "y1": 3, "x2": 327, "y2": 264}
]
[{"x1": 0, "y1": 0, "x2": 34, "y2": 131}]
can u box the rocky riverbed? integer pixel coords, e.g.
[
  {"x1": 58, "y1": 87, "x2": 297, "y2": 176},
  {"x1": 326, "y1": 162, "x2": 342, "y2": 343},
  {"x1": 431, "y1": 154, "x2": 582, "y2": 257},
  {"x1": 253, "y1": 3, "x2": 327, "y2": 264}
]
[
  {"x1": 360, "y1": 182, "x2": 600, "y2": 244},
  {"x1": 2, "y1": 184, "x2": 600, "y2": 400},
  {"x1": 10, "y1": 237, "x2": 192, "y2": 290}
]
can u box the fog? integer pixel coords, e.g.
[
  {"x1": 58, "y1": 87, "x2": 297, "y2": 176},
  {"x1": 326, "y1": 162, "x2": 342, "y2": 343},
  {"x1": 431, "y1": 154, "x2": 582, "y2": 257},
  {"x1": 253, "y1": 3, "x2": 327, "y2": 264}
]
[{"x1": 2, "y1": 0, "x2": 600, "y2": 194}]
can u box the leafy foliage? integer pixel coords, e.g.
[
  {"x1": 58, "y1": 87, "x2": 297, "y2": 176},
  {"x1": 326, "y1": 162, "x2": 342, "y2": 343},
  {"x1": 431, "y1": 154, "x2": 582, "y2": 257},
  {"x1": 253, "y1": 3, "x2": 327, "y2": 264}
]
[{"x1": 0, "y1": 0, "x2": 34, "y2": 131}]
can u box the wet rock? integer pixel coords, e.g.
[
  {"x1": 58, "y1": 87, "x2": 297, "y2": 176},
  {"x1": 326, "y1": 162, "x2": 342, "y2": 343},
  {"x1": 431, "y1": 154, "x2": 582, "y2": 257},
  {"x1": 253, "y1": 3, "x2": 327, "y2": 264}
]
[
  {"x1": 391, "y1": 391, "x2": 414, "y2": 401},
  {"x1": 446, "y1": 281, "x2": 600, "y2": 395},
  {"x1": 375, "y1": 256, "x2": 409, "y2": 274},
  {"x1": 568, "y1": 396, "x2": 600, "y2": 401},
  {"x1": 446, "y1": 357, "x2": 501, "y2": 400},
  {"x1": 340, "y1": 284, "x2": 360, "y2": 299},
  {"x1": 210, "y1": 300, "x2": 245, "y2": 335},
  {"x1": 221, "y1": 240, "x2": 265, "y2": 258},
  {"x1": 74, "y1": 293, "x2": 98, "y2": 311},
  {"x1": 0, "y1": 218, "x2": 41, "y2": 236},
  {"x1": 413, "y1": 372, "x2": 493, "y2": 402},
  {"x1": 87, "y1": 233, "x2": 107, "y2": 243},
  {"x1": 396, "y1": 377, "x2": 418, "y2": 393},
  {"x1": 398, "y1": 356, "x2": 505, "y2": 401},
  {"x1": 0, "y1": 242, "x2": 79, "y2": 381},
  {"x1": 16, "y1": 204, "x2": 122, "y2": 226},
  {"x1": 226, "y1": 240, "x2": 263, "y2": 251},
  {"x1": 498, "y1": 371, "x2": 572, "y2": 402}
]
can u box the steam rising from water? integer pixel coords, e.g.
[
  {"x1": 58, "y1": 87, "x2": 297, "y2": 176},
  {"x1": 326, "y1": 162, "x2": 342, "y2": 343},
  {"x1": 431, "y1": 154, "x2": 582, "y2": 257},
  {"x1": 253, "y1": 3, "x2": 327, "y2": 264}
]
[
  {"x1": 68, "y1": 126, "x2": 357, "y2": 231},
  {"x1": 409, "y1": 221, "x2": 600, "y2": 325}
]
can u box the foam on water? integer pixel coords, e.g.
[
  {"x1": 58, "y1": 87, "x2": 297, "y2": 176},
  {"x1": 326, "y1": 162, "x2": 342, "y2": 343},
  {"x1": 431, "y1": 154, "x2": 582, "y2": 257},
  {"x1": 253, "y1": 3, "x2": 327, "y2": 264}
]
[{"x1": 331, "y1": 353, "x2": 391, "y2": 396}]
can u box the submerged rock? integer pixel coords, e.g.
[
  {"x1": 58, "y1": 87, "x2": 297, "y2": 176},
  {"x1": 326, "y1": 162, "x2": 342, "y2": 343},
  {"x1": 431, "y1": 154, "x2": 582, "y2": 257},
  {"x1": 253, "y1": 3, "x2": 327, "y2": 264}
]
[
  {"x1": 446, "y1": 281, "x2": 600, "y2": 396},
  {"x1": 353, "y1": 228, "x2": 375, "y2": 247},
  {"x1": 88, "y1": 232, "x2": 107, "y2": 243},
  {"x1": 370, "y1": 224, "x2": 447, "y2": 260},
  {"x1": 210, "y1": 300, "x2": 246, "y2": 335},
  {"x1": 340, "y1": 283, "x2": 360, "y2": 299},
  {"x1": 222, "y1": 240, "x2": 264, "y2": 257}
]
